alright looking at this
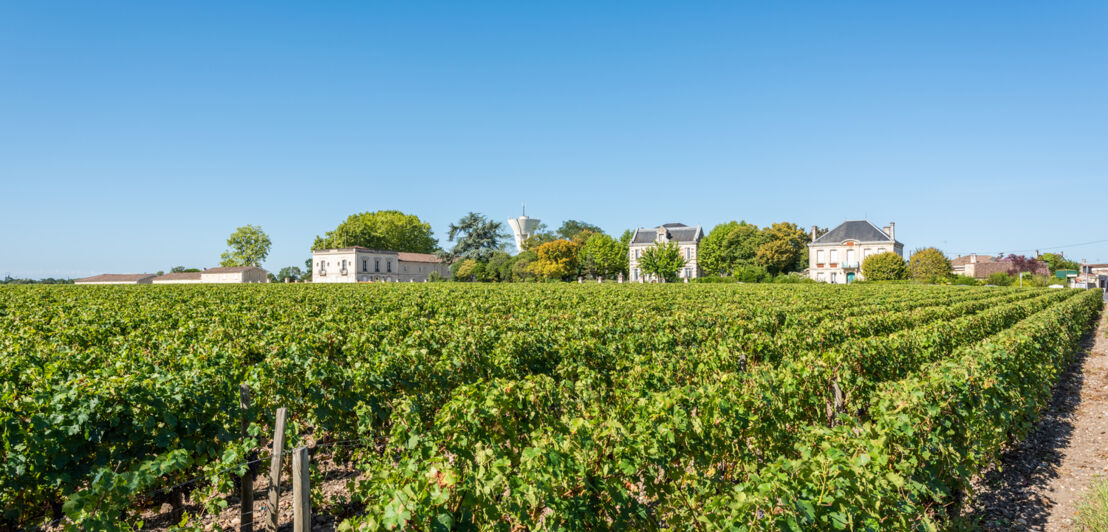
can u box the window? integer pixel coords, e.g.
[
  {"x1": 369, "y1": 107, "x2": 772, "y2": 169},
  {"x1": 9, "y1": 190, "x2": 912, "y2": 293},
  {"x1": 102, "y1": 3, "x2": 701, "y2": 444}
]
[
  {"x1": 387, "y1": 260, "x2": 392, "y2": 273},
  {"x1": 817, "y1": 250, "x2": 824, "y2": 264},
  {"x1": 635, "y1": 249, "x2": 640, "y2": 259},
  {"x1": 864, "y1": 248, "x2": 872, "y2": 259},
  {"x1": 846, "y1": 249, "x2": 855, "y2": 265},
  {"x1": 375, "y1": 259, "x2": 380, "y2": 273},
  {"x1": 685, "y1": 248, "x2": 692, "y2": 260},
  {"x1": 817, "y1": 272, "x2": 825, "y2": 282},
  {"x1": 831, "y1": 272, "x2": 838, "y2": 283},
  {"x1": 830, "y1": 250, "x2": 839, "y2": 263},
  {"x1": 362, "y1": 260, "x2": 367, "y2": 272},
  {"x1": 684, "y1": 268, "x2": 691, "y2": 278},
  {"x1": 403, "y1": 266, "x2": 408, "y2": 273}
]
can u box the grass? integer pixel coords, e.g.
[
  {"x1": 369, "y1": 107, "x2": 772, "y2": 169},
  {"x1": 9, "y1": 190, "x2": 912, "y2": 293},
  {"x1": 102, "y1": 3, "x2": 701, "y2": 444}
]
[{"x1": 1076, "y1": 476, "x2": 1108, "y2": 531}]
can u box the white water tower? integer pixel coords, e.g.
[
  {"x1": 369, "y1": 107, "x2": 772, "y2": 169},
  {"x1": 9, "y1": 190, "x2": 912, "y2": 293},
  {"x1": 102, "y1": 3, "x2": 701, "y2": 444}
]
[{"x1": 507, "y1": 203, "x2": 540, "y2": 254}]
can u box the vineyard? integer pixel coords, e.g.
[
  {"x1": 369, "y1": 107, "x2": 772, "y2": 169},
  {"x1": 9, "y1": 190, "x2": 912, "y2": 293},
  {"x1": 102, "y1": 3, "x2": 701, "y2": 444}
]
[{"x1": 0, "y1": 283, "x2": 1102, "y2": 530}]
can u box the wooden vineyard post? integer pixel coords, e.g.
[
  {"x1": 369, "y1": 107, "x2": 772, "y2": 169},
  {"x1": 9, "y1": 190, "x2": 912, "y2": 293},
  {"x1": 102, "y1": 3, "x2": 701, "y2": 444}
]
[
  {"x1": 240, "y1": 384, "x2": 255, "y2": 532},
  {"x1": 266, "y1": 407, "x2": 288, "y2": 532},
  {"x1": 292, "y1": 447, "x2": 311, "y2": 532}
]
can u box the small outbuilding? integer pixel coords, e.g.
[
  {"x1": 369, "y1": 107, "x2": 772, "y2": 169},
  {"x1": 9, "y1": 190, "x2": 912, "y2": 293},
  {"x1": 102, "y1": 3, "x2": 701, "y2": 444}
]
[
  {"x1": 200, "y1": 266, "x2": 270, "y2": 283},
  {"x1": 152, "y1": 272, "x2": 204, "y2": 284}
]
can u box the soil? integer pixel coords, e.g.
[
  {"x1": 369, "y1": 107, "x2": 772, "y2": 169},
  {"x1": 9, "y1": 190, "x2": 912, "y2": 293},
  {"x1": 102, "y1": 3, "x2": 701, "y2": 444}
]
[{"x1": 965, "y1": 305, "x2": 1108, "y2": 531}]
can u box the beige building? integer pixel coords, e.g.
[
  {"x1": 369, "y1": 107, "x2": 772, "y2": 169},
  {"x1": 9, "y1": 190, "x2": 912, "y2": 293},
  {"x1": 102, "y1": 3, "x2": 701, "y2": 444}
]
[
  {"x1": 311, "y1": 247, "x2": 450, "y2": 283},
  {"x1": 628, "y1": 223, "x2": 703, "y2": 282},
  {"x1": 152, "y1": 272, "x2": 203, "y2": 284},
  {"x1": 808, "y1": 220, "x2": 903, "y2": 284},
  {"x1": 74, "y1": 273, "x2": 156, "y2": 285},
  {"x1": 200, "y1": 266, "x2": 269, "y2": 283}
]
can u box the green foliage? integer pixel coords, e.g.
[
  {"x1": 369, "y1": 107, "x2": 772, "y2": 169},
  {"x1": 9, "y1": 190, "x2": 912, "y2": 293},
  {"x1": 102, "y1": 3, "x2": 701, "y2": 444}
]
[
  {"x1": 528, "y1": 239, "x2": 581, "y2": 280},
  {"x1": 312, "y1": 210, "x2": 438, "y2": 254},
  {"x1": 1076, "y1": 475, "x2": 1108, "y2": 531},
  {"x1": 447, "y1": 212, "x2": 509, "y2": 261},
  {"x1": 555, "y1": 220, "x2": 603, "y2": 241},
  {"x1": 639, "y1": 241, "x2": 686, "y2": 282},
  {"x1": 1, "y1": 284, "x2": 1099, "y2": 530},
  {"x1": 698, "y1": 221, "x2": 767, "y2": 276},
  {"x1": 862, "y1": 251, "x2": 908, "y2": 281},
  {"x1": 951, "y1": 275, "x2": 979, "y2": 286},
  {"x1": 988, "y1": 272, "x2": 1015, "y2": 286},
  {"x1": 169, "y1": 266, "x2": 200, "y2": 273},
  {"x1": 909, "y1": 247, "x2": 952, "y2": 283},
  {"x1": 220, "y1": 224, "x2": 272, "y2": 267},
  {"x1": 579, "y1": 233, "x2": 628, "y2": 279},
  {"x1": 1041, "y1": 252, "x2": 1080, "y2": 274}
]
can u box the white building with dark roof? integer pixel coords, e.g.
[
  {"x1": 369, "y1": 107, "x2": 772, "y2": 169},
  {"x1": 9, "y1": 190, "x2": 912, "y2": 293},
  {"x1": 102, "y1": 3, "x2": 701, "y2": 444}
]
[
  {"x1": 311, "y1": 247, "x2": 450, "y2": 283},
  {"x1": 628, "y1": 223, "x2": 703, "y2": 282},
  {"x1": 808, "y1": 220, "x2": 902, "y2": 284}
]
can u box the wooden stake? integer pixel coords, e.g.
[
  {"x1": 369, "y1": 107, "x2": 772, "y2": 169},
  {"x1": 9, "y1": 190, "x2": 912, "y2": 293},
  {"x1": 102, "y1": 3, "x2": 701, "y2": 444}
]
[
  {"x1": 240, "y1": 384, "x2": 254, "y2": 532},
  {"x1": 293, "y1": 446, "x2": 311, "y2": 532},
  {"x1": 266, "y1": 408, "x2": 288, "y2": 532}
]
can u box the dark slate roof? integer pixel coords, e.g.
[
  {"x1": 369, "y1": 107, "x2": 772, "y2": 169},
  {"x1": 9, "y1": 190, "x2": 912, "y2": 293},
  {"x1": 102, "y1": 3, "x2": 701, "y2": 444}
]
[
  {"x1": 812, "y1": 220, "x2": 893, "y2": 244},
  {"x1": 631, "y1": 225, "x2": 702, "y2": 244}
]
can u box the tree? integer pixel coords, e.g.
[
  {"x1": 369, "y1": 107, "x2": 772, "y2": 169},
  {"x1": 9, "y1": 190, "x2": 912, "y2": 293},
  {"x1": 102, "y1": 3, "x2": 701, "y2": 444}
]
[
  {"x1": 556, "y1": 220, "x2": 604, "y2": 241},
  {"x1": 580, "y1": 233, "x2": 628, "y2": 278},
  {"x1": 699, "y1": 221, "x2": 768, "y2": 276},
  {"x1": 170, "y1": 266, "x2": 200, "y2": 273},
  {"x1": 754, "y1": 239, "x2": 798, "y2": 275},
  {"x1": 861, "y1": 252, "x2": 908, "y2": 281},
  {"x1": 447, "y1": 212, "x2": 509, "y2": 261},
  {"x1": 759, "y1": 222, "x2": 810, "y2": 273},
  {"x1": 908, "y1": 248, "x2": 951, "y2": 283},
  {"x1": 220, "y1": 225, "x2": 271, "y2": 267},
  {"x1": 510, "y1": 250, "x2": 539, "y2": 282},
  {"x1": 639, "y1": 241, "x2": 686, "y2": 283},
  {"x1": 453, "y1": 259, "x2": 479, "y2": 281},
  {"x1": 528, "y1": 239, "x2": 581, "y2": 280},
  {"x1": 277, "y1": 266, "x2": 303, "y2": 282},
  {"x1": 313, "y1": 210, "x2": 437, "y2": 253},
  {"x1": 1002, "y1": 254, "x2": 1041, "y2": 274},
  {"x1": 1040, "y1": 253, "x2": 1079, "y2": 274}
]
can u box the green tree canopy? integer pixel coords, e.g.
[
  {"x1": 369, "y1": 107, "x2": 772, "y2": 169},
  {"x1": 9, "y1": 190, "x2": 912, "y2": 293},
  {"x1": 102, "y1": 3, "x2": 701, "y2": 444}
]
[
  {"x1": 528, "y1": 239, "x2": 581, "y2": 280},
  {"x1": 170, "y1": 266, "x2": 201, "y2": 273},
  {"x1": 220, "y1": 225, "x2": 272, "y2": 267},
  {"x1": 862, "y1": 252, "x2": 908, "y2": 281},
  {"x1": 313, "y1": 210, "x2": 437, "y2": 253},
  {"x1": 556, "y1": 220, "x2": 603, "y2": 241},
  {"x1": 759, "y1": 222, "x2": 810, "y2": 273},
  {"x1": 699, "y1": 221, "x2": 769, "y2": 276},
  {"x1": 908, "y1": 247, "x2": 952, "y2": 283},
  {"x1": 580, "y1": 233, "x2": 628, "y2": 279},
  {"x1": 1040, "y1": 253, "x2": 1079, "y2": 274},
  {"x1": 447, "y1": 212, "x2": 510, "y2": 261},
  {"x1": 640, "y1": 241, "x2": 687, "y2": 283},
  {"x1": 276, "y1": 266, "x2": 303, "y2": 282}
]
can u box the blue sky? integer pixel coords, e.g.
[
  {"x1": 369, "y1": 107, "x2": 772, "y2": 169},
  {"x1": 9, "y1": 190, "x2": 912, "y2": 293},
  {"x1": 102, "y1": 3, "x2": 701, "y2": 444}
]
[{"x1": 1, "y1": 2, "x2": 1106, "y2": 278}]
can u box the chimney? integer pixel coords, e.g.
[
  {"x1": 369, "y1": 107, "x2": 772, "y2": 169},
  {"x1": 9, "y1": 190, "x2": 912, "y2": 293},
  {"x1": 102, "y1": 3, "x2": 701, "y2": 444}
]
[
  {"x1": 811, "y1": 225, "x2": 817, "y2": 242},
  {"x1": 888, "y1": 222, "x2": 895, "y2": 242},
  {"x1": 971, "y1": 253, "x2": 977, "y2": 264}
]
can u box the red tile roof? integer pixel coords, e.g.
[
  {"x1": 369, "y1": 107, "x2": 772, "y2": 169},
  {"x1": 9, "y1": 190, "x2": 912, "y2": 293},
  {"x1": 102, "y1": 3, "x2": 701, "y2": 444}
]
[{"x1": 397, "y1": 252, "x2": 442, "y2": 263}]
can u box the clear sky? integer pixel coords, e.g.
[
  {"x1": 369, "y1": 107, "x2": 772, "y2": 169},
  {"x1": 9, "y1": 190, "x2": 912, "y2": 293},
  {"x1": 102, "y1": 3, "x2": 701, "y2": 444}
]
[{"x1": 1, "y1": 2, "x2": 1106, "y2": 278}]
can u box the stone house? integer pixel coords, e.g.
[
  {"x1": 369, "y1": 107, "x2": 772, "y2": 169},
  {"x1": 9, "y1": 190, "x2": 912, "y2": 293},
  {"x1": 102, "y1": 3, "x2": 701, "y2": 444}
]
[
  {"x1": 311, "y1": 247, "x2": 450, "y2": 283},
  {"x1": 628, "y1": 223, "x2": 703, "y2": 282},
  {"x1": 74, "y1": 273, "x2": 156, "y2": 285},
  {"x1": 200, "y1": 266, "x2": 270, "y2": 283},
  {"x1": 808, "y1": 220, "x2": 902, "y2": 284},
  {"x1": 152, "y1": 272, "x2": 204, "y2": 284},
  {"x1": 950, "y1": 254, "x2": 1048, "y2": 279}
]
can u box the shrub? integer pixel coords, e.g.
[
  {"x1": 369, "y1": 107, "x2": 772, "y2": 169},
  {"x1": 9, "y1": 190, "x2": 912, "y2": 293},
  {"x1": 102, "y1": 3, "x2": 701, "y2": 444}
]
[
  {"x1": 862, "y1": 252, "x2": 908, "y2": 281},
  {"x1": 909, "y1": 248, "x2": 952, "y2": 284},
  {"x1": 987, "y1": 272, "x2": 1015, "y2": 286},
  {"x1": 950, "y1": 275, "x2": 979, "y2": 286}
]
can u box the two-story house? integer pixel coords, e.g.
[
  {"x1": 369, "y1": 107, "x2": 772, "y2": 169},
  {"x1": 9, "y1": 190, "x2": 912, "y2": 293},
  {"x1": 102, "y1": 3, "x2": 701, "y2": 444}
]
[
  {"x1": 628, "y1": 223, "x2": 703, "y2": 282},
  {"x1": 311, "y1": 247, "x2": 450, "y2": 283},
  {"x1": 808, "y1": 220, "x2": 902, "y2": 284}
]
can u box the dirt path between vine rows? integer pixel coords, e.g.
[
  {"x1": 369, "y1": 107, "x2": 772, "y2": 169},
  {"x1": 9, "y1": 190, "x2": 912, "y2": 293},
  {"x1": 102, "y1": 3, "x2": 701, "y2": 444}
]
[{"x1": 965, "y1": 305, "x2": 1108, "y2": 531}]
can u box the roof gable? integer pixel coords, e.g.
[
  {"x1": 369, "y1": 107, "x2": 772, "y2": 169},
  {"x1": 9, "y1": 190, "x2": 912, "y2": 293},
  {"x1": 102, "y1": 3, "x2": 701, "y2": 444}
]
[
  {"x1": 812, "y1": 220, "x2": 893, "y2": 245},
  {"x1": 631, "y1": 224, "x2": 702, "y2": 244}
]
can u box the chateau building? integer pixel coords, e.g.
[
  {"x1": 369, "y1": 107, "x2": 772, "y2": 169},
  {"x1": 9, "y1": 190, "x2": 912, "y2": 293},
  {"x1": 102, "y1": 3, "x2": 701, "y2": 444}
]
[
  {"x1": 808, "y1": 220, "x2": 902, "y2": 284},
  {"x1": 311, "y1": 247, "x2": 450, "y2": 283},
  {"x1": 627, "y1": 223, "x2": 703, "y2": 282}
]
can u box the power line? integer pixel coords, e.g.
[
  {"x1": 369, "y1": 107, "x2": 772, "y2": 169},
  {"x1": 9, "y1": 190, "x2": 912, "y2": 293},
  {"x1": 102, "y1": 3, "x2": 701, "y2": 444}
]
[{"x1": 1003, "y1": 237, "x2": 1108, "y2": 254}]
